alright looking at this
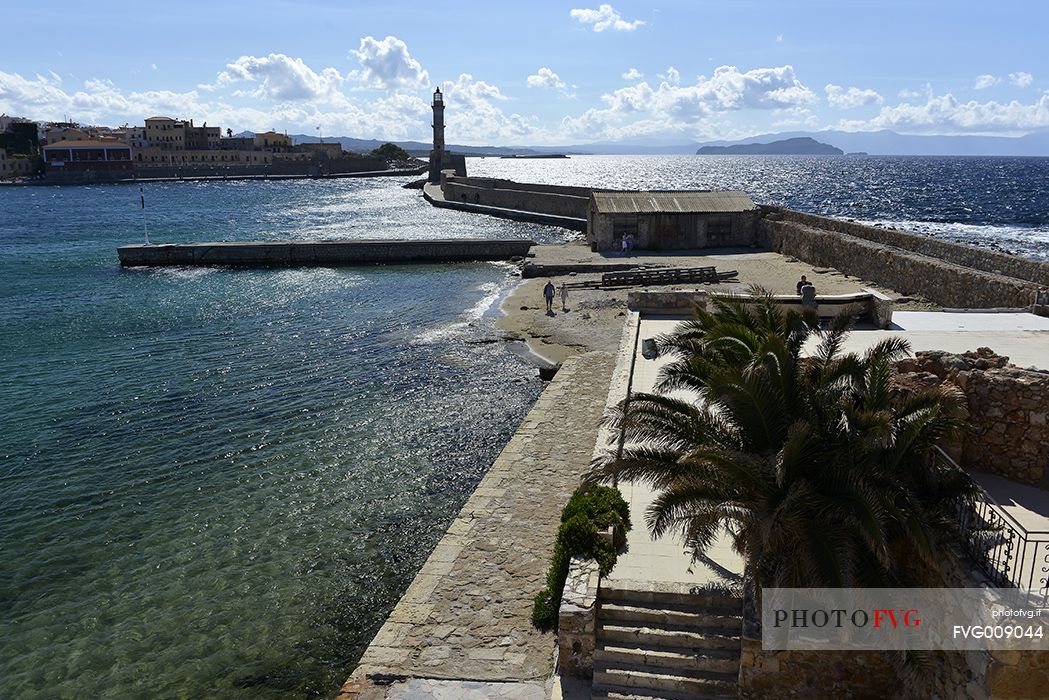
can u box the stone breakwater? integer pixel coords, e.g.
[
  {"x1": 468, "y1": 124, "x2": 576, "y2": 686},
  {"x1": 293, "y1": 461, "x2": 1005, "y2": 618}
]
[
  {"x1": 759, "y1": 208, "x2": 1049, "y2": 309},
  {"x1": 117, "y1": 238, "x2": 536, "y2": 267},
  {"x1": 339, "y1": 351, "x2": 615, "y2": 699}
]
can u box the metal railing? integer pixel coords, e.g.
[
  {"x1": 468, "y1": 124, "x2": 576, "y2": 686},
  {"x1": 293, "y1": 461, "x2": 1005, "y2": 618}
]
[{"x1": 942, "y1": 448, "x2": 1049, "y2": 603}]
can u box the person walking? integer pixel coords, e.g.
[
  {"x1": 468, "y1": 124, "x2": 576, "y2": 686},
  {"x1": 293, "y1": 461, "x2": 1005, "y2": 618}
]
[
  {"x1": 559, "y1": 282, "x2": 569, "y2": 311},
  {"x1": 543, "y1": 279, "x2": 556, "y2": 312}
]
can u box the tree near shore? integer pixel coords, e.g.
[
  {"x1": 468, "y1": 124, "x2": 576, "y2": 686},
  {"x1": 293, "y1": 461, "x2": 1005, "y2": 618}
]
[
  {"x1": 370, "y1": 143, "x2": 411, "y2": 162},
  {"x1": 588, "y1": 293, "x2": 975, "y2": 591}
]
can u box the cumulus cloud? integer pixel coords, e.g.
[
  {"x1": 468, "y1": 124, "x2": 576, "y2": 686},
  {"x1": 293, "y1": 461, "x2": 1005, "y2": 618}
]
[
  {"x1": 898, "y1": 88, "x2": 923, "y2": 99},
  {"x1": 660, "y1": 66, "x2": 681, "y2": 85},
  {"x1": 825, "y1": 84, "x2": 883, "y2": 109},
  {"x1": 1009, "y1": 71, "x2": 1034, "y2": 87},
  {"x1": 527, "y1": 67, "x2": 566, "y2": 90},
  {"x1": 209, "y1": 53, "x2": 344, "y2": 100},
  {"x1": 838, "y1": 91, "x2": 1049, "y2": 134},
  {"x1": 560, "y1": 64, "x2": 816, "y2": 140},
  {"x1": 622, "y1": 68, "x2": 642, "y2": 80},
  {"x1": 772, "y1": 106, "x2": 819, "y2": 128},
  {"x1": 974, "y1": 74, "x2": 999, "y2": 90},
  {"x1": 349, "y1": 35, "x2": 429, "y2": 90},
  {"x1": 441, "y1": 73, "x2": 537, "y2": 142},
  {"x1": 570, "y1": 4, "x2": 644, "y2": 32}
]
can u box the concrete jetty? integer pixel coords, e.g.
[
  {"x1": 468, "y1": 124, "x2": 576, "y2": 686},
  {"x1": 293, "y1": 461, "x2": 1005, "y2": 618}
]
[{"x1": 117, "y1": 238, "x2": 535, "y2": 267}]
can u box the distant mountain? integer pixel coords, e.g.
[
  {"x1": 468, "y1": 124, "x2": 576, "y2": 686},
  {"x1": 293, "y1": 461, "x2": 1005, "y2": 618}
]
[
  {"x1": 696, "y1": 137, "x2": 843, "y2": 155},
  {"x1": 288, "y1": 134, "x2": 568, "y2": 157},
  {"x1": 267, "y1": 128, "x2": 1049, "y2": 158}
]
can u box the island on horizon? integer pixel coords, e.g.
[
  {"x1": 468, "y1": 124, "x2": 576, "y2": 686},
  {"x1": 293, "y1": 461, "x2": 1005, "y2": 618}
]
[{"x1": 696, "y1": 136, "x2": 844, "y2": 155}]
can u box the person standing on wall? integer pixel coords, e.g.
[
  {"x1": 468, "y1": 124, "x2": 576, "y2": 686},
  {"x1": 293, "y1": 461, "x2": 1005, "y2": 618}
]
[{"x1": 544, "y1": 279, "x2": 556, "y2": 313}]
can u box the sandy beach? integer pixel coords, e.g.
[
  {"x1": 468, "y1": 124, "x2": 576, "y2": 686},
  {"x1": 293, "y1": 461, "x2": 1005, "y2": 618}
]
[{"x1": 497, "y1": 242, "x2": 936, "y2": 365}]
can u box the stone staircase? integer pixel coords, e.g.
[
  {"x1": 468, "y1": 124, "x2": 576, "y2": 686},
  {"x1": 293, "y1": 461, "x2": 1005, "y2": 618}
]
[{"x1": 591, "y1": 584, "x2": 742, "y2": 700}]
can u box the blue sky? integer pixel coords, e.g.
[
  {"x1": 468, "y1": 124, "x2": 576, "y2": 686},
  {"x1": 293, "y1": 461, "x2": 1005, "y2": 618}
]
[{"x1": 1, "y1": 0, "x2": 1046, "y2": 144}]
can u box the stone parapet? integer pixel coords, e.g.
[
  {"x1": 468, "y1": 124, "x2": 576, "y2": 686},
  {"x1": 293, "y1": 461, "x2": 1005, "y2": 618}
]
[
  {"x1": 895, "y1": 348, "x2": 1049, "y2": 485},
  {"x1": 556, "y1": 557, "x2": 600, "y2": 677},
  {"x1": 759, "y1": 217, "x2": 1039, "y2": 308},
  {"x1": 766, "y1": 208, "x2": 1049, "y2": 287}
]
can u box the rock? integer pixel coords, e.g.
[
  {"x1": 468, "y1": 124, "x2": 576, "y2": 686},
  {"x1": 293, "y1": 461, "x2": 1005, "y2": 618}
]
[{"x1": 538, "y1": 364, "x2": 561, "y2": 381}]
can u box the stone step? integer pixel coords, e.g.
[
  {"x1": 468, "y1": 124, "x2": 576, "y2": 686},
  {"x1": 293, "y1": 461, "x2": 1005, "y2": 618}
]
[
  {"x1": 599, "y1": 592, "x2": 743, "y2": 617},
  {"x1": 595, "y1": 643, "x2": 741, "y2": 674},
  {"x1": 598, "y1": 623, "x2": 741, "y2": 652},
  {"x1": 591, "y1": 684, "x2": 736, "y2": 700},
  {"x1": 599, "y1": 584, "x2": 741, "y2": 611},
  {"x1": 600, "y1": 601, "x2": 742, "y2": 632},
  {"x1": 593, "y1": 666, "x2": 737, "y2": 698}
]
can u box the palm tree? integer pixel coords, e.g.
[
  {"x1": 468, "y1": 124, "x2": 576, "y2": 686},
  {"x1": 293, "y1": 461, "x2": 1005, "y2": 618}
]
[{"x1": 588, "y1": 293, "x2": 974, "y2": 592}]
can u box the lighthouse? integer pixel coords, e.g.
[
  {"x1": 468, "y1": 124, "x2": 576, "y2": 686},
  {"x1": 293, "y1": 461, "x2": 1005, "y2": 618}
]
[
  {"x1": 427, "y1": 86, "x2": 466, "y2": 184},
  {"x1": 428, "y1": 87, "x2": 445, "y2": 183}
]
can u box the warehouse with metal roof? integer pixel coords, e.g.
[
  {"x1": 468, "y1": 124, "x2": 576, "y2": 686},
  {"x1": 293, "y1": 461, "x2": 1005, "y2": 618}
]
[{"x1": 587, "y1": 190, "x2": 759, "y2": 252}]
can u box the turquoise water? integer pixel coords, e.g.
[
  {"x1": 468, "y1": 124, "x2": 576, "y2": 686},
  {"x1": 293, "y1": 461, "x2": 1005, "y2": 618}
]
[
  {"x1": 5, "y1": 156, "x2": 1049, "y2": 699},
  {"x1": 0, "y1": 177, "x2": 570, "y2": 698}
]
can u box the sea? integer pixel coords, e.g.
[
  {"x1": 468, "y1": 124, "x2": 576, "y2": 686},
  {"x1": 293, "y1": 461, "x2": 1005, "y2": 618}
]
[{"x1": 2, "y1": 155, "x2": 1048, "y2": 699}]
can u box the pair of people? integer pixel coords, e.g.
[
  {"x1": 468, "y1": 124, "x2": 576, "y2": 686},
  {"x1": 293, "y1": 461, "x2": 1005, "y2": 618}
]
[
  {"x1": 620, "y1": 233, "x2": 635, "y2": 255},
  {"x1": 543, "y1": 280, "x2": 569, "y2": 312}
]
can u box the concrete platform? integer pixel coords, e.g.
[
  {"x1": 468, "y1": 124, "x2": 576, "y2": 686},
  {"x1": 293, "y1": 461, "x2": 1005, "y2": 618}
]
[
  {"x1": 117, "y1": 238, "x2": 536, "y2": 267},
  {"x1": 606, "y1": 316, "x2": 744, "y2": 589}
]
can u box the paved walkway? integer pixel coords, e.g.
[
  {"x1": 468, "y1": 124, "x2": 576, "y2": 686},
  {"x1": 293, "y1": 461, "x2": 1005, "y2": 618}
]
[
  {"x1": 339, "y1": 351, "x2": 615, "y2": 699},
  {"x1": 606, "y1": 316, "x2": 744, "y2": 589}
]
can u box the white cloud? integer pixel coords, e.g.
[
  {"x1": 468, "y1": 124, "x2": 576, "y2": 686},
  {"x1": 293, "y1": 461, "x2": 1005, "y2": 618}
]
[
  {"x1": 570, "y1": 4, "x2": 644, "y2": 32},
  {"x1": 772, "y1": 106, "x2": 819, "y2": 128},
  {"x1": 560, "y1": 64, "x2": 816, "y2": 140},
  {"x1": 527, "y1": 67, "x2": 566, "y2": 90},
  {"x1": 974, "y1": 74, "x2": 999, "y2": 90},
  {"x1": 210, "y1": 53, "x2": 344, "y2": 100},
  {"x1": 838, "y1": 91, "x2": 1049, "y2": 134},
  {"x1": 825, "y1": 84, "x2": 883, "y2": 109},
  {"x1": 1009, "y1": 71, "x2": 1034, "y2": 87},
  {"x1": 150, "y1": 64, "x2": 157, "y2": 71},
  {"x1": 622, "y1": 68, "x2": 642, "y2": 81},
  {"x1": 898, "y1": 88, "x2": 922, "y2": 99},
  {"x1": 776, "y1": 34, "x2": 784, "y2": 43},
  {"x1": 660, "y1": 66, "x2": 681, "y2": 86},
  {"x1": 441, "y1": 73, "x2": 537, "y2": 143},
  {"x1": 349, "y1": 35, "x2": 429, "y2": 90}
]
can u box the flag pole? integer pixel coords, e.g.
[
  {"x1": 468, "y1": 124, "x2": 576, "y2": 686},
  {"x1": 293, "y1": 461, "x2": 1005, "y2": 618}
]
[{"x1": 140, "y1": 185, "x2": 150, "y2": 245}]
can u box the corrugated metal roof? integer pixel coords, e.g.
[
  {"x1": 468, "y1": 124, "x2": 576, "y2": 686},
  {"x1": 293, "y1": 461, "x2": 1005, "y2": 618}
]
[{"x1": 591, "y1": 190, "x2": 756, "y2": 214}]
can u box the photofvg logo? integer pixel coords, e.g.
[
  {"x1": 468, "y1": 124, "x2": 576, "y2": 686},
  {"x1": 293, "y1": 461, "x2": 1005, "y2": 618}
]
[{"x1": 762, "y1": 588, "x2": 1049, "y2": 651}]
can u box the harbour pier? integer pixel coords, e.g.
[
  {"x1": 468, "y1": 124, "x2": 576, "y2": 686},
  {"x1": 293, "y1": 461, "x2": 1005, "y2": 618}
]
[{"x1": 117, "y1": 238, "x2": 535, "y2": 267}]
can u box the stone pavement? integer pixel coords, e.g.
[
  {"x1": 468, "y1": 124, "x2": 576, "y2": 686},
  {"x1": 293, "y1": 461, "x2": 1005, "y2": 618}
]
[
  {"x1": 606, "y1": 315, "x2": 744, "y2": 589},
  {"x1": 339, "y1": 351, "x2": 615, "y2": 699}
]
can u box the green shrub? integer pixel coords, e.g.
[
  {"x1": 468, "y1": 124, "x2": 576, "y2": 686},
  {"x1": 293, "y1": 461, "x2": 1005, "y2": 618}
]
[
  {"x1": 531, "y1": 587, "x2": 558, "y2": 629},
  {"x1": 531, "y1": 485, "x2": 631, "y2": 630}
]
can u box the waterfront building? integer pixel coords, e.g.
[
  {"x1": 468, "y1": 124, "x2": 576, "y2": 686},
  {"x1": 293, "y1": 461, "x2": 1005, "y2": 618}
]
[
  {"x1": 144, "y1": 116, "x2": 187, "y2": 150},
  {"x1": 587, "y1": 190, "x2": 760, "y2": 251},
  {"x1": 0, "y1": 147, "x2": 34, "y2": 178},
  {"x1": 254, "y1": 131, "x2": 293, "y2": 152},
  {"x1": 219, "y1": 136, "x2": 257, "y2": 151},
  {"x1": 42, "y1": 140, "x2": 133, "y2": 176}
]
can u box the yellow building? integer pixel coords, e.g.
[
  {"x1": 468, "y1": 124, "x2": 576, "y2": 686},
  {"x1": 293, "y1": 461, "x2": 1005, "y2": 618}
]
[{"x1": 254, "y1": 131, "x2": 292, "y2": 151}]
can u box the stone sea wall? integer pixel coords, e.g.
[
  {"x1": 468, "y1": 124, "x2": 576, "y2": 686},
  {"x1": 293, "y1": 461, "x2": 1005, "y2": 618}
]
[
  {"x1": 770, "y1": 208, "x2": 1049, "y2": 287},
  {"x1": 442, "y1": 176, "x2": 591, "y2": 219},
  {"x1": 895, "y1": 349, "x2": 1049, "y2": 486},
  {"x1": 758, "y1": 216, "x2": 1040, "y2": 308}
]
